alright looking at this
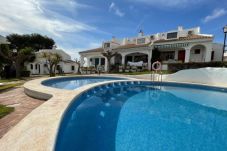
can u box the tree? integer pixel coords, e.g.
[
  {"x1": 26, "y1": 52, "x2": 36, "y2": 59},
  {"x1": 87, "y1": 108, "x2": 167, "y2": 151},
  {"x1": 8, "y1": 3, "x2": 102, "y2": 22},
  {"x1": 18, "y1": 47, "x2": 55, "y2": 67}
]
[
  {"x1": 0, "y1": 33, "x2": 55, "y2": 78},
  {"x1": 75, "y1": 59, "x2": 81, "y2": 74},
  {"x1": 102, "y1": 50, "x2": 118, "y2": 73},
  {"x1": 42, "y1": 52, "x2": 62, "y2": 77},
  {"x1": 0, "y1": 45, "x2": 11, "y2": 77},
  {"x1": 0, "y1": 45, "x2": 35, "y2": 78},
  {"x1": 7, "y1": 34, "x2": 55, "y2": 52}
]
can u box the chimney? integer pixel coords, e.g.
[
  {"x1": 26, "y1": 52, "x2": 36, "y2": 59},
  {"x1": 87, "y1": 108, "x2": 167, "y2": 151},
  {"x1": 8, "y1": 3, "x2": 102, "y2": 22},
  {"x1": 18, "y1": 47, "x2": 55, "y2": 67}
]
[
  {"x1": 178, "y1": 26, "x2": 183, "y2": 31},
  {"x1": 138, "y1": 30, "x2": 144, "y2": 37}
]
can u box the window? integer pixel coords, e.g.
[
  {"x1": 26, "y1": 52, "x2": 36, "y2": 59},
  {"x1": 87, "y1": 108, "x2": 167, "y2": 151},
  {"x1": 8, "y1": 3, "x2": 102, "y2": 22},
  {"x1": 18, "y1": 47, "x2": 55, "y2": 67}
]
[
  {"x1": 160, "y1": 51, "x2": 175, "y2": 61},
  {"x1": 137, "y1": 38, "x2": 145, "y2": 44},
  {"x1": 104, "y1": 43, "x2": 110, "y2": 48},
  {"x1": 71, "y1": 66, "x2": 75, "y2": 71},
  {"x1": 101, "y1": 58, "x2": 105, "y2": 65},
  {"x1": 167, "y1": 32, "x2": 178, "y2": 39},
  {"x1": 150, "y1": 35, "x2": 155, "y2": 40},
  {"x1": 194, "y1": 49, "x2": 200, "y2": 54},
  {"x1": 30, "y1": 64, "x2": 33, "y2": 70},
  {"x1": 188, "y1": 31, "x2": 193, "y2": 35},
  {"x1": 35, "y1": 64, "x2": 38, "y2": 70},
  {"x1": 57, "y1": 65, "x2": 60, "y2": 71}
]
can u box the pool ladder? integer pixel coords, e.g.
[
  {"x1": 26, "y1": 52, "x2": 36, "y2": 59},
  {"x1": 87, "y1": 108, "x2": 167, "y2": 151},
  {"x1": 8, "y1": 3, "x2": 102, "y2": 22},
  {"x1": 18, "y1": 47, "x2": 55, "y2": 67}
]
[{"x1": 151, "y1": 70, "x2": 163, "y2": 83}]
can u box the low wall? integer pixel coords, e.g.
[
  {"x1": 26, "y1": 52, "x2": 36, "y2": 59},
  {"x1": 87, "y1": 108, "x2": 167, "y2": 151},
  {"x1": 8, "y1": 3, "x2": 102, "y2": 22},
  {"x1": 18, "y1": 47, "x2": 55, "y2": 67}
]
[{"x1": 164, "y1": 67, "x2": 227, "y2": 87}]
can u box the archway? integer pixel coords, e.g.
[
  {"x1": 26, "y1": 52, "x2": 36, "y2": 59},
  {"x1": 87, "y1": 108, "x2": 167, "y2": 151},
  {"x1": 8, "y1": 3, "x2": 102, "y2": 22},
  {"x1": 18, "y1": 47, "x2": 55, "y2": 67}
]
[
  {"x1": 190, "y1": 45, "x2": 206, "y2": 62},
  {"x1": 125, "y1": 52, "x2": 148, "y2": 64}
]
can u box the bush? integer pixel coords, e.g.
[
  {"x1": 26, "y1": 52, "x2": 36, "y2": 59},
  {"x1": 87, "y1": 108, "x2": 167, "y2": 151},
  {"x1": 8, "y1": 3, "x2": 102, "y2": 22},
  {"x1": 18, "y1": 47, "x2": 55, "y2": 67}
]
[
  {"x1": 168, "y1": 62, "x2": 227, "y2": 72},
  {"x1": 21, "y1": 70, "x2": 30, "y2": 77}
]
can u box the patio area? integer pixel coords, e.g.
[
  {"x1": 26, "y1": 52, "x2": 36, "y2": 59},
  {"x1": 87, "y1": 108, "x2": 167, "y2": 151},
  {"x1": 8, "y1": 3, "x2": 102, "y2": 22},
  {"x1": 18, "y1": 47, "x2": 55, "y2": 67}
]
[{"x1": 0, "y1": 86, "x2": 43, "y2": 138}]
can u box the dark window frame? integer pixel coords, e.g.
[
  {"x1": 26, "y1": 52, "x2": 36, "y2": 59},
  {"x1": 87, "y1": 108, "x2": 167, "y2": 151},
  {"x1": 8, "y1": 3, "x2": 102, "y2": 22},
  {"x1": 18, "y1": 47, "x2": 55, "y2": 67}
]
[
  {"x1": 194, "y1": 49, "x2": 200, "y2": 54},
  {"x1": 30, "y1": 64, "x2": 33, "y2": 70},
  {"x1": 71, "y1": 66, "x2": 75, "y2": 71},
  {"x1": 167, "y1": 32, "x2": 178, "y2": 39}
]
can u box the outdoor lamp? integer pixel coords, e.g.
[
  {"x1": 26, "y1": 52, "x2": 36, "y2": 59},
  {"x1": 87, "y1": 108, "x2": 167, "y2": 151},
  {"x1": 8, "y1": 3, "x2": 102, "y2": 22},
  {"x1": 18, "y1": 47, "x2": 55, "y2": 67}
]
[{"x1": 222, "y1": 25, "x2": 227, "y2": 61}]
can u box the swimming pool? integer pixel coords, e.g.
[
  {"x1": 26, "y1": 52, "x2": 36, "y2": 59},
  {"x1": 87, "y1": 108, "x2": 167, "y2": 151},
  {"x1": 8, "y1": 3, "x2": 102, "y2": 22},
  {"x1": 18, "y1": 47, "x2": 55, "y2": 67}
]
[
  {"x1": 42, "y1": 76, "x2": 127, "y2": 90},
  {"x1": 55, "y1": 81, "x2": 227, "y2": 151}
]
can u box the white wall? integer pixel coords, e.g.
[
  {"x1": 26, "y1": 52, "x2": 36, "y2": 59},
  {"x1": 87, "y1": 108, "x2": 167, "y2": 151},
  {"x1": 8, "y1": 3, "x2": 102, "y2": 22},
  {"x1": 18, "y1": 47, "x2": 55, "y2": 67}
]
[{"x1": 212, "y1": 43, "x2": 223, "y2": 61}]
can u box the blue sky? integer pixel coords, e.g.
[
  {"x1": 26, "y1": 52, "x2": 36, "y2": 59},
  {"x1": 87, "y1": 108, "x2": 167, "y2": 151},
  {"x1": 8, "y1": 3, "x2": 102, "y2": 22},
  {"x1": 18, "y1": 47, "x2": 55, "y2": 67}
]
[{"x1": 0, "y1": 0, "x2": 227, "y2": 59}]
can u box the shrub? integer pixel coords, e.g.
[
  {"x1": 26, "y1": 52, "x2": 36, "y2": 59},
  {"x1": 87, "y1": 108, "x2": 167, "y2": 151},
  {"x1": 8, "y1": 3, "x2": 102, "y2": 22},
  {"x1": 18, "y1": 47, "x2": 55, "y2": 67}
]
[{"x1": 21, "y1": 70, "x2": 30, "y2": 77}]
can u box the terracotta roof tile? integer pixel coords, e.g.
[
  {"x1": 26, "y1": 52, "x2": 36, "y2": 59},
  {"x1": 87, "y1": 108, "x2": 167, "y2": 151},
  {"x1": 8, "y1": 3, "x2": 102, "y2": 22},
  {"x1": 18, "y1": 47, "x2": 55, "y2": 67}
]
[
  {"x1": 79, "y1": 47, "x2": 104, "y2": 54},
  {"x1": 154, "y1": 34, "x2": 213, "y2": 43},
  {"x1": 113, "y1": 43, "x2": 151, "y2": 50}
]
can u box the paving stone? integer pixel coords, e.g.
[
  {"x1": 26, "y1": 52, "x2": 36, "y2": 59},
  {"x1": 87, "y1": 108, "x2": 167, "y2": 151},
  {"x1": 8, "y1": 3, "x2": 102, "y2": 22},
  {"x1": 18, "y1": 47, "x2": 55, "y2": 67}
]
[{"x1": 0, "y1": 87, "x2": 43, "y2": 138}]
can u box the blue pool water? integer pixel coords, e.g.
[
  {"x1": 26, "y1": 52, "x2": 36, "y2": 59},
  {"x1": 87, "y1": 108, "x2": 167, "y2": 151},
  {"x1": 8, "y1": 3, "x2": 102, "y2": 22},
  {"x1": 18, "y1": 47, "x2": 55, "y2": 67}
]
[
  {"x1": 55, "y1": 82, "x2": 227, "y2": 151},
  {"x1": 42, "y1": 77, "x2": 126, "y2": 90}
]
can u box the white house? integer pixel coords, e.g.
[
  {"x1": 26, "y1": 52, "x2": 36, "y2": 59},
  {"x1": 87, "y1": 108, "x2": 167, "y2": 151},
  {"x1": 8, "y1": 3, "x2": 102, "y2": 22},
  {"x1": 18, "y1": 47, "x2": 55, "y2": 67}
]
[
  {"x1": 79, "y1": 26, "x2": 223, "y2": 71},
  {"x1": 26, "y1": 47, "x2": 78, "y2": 75}
]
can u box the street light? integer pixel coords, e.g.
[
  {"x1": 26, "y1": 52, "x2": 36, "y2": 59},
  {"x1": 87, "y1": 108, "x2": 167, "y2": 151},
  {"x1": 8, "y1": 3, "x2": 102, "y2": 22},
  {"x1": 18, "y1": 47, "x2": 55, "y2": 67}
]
[{"x1": 223, "y1": 25, "x2": 227, "y2": 61}]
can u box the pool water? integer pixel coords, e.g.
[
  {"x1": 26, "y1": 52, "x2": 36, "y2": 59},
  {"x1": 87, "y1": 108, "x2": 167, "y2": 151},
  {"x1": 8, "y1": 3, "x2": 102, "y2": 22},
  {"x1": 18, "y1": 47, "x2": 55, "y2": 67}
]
[
  {"x1": 42, "y1": 77, "x2": 126, "y2": 90},
  {"x1": 55, "y1": 82, "x2": 227, "y2": 151}
]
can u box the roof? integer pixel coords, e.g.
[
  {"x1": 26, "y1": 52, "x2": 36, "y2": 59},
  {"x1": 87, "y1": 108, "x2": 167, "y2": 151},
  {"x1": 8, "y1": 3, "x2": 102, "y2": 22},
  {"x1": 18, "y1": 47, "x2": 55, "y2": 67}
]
[
  {"x1": 154, "y1": 34, "x2": 213, "y2": 44},
  {"x1": 62, "y1": 60, "x2": 76, "y2": 63},
  {"x1": 79, "y1": 47, "x2": 104, "y2": 54},
  {"x1": 113, "y1": 43, "x2": 151, "y2": 50}
]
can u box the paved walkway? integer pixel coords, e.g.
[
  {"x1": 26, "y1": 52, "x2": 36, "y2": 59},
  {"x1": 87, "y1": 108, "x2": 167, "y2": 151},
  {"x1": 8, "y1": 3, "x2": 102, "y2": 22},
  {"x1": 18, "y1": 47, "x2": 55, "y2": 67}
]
[{"x1": 0, "y1": 86, "x2": 44, "y2": 138}]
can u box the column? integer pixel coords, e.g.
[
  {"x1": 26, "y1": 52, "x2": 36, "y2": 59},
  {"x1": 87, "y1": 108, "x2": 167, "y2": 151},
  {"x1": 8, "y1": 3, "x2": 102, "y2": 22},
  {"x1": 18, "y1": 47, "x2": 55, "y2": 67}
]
[
  {"x1": 87, "y1": 57, "x2": 91, "y2": 67},
  {"x1": 174, "y1": 50, "x2": 178, "y2": 60},
  {"x1": 99, "y1": 57, "x2": 101, "y2": 66},
  {"x1": 184, "y1": 48, "x2": 190, "y2": 63},
  {"x1": 104, "y1": 57, "x2": 108, "y2": 72},
  {"x1": 121, "y1": 54, "x2": 125, "y2": 66},
  {"x1": 148, "y1": 50, "x2": 152, "y2": 70}
]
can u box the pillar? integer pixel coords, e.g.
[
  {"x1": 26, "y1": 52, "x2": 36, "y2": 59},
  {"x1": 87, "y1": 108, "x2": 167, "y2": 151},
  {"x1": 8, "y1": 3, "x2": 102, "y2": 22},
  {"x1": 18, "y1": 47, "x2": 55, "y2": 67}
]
[
  {"x1": 185, "y1": 48, "x2": 190, "y2": 63},
  {"x1": 104, "y1": 57, "x2": 108, "y2": 72},
  {"x1": 148, "y1": 50, "x2": 152, "y2": 70},
  {"x1": 121, "y1": 54, "x2": 125, "y2": 66}
]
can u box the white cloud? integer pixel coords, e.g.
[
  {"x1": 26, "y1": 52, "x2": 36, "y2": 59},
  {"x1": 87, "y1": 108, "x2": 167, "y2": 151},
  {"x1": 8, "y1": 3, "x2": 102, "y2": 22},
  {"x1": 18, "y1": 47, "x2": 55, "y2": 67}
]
[
  {"x1": 127, "y1": 0, "x2": 205, "y2": 8},
  {"x1": 0, "y1": 0, "x2": 95, "y2": 37},
  {"x1": 203, "y1": 8, "x2": 227, "y2": 23},
  {"x1": 61, "y1": 42, "x2": 101, "y2": 60},
  {"x1": 109, "y1": 2, "x2": 125, "y2": 17}
]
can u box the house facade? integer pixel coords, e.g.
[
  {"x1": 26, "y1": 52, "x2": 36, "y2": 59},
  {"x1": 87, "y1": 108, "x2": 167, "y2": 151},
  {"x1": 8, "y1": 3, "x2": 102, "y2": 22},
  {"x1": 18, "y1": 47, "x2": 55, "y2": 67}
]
[
  {"x1": 26, "y1": 47, "x2": 78, "y2": 75},
  {"x1": 79, "y1": 26, "x2": 223, "y2": 71}
]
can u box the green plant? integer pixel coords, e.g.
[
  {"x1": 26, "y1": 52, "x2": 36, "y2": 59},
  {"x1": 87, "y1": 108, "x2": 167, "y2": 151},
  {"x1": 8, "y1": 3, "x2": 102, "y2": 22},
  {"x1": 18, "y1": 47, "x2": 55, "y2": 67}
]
[{"x1": 0, "y1": 104, "x2": 14, "y2": 119}]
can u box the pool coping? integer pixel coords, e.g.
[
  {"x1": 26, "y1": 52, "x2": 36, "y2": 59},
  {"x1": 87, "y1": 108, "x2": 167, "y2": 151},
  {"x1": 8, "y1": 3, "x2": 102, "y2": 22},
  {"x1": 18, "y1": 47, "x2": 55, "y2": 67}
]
[{"x1": 1, "y1": 75, "x2": 227, "y2": 151}]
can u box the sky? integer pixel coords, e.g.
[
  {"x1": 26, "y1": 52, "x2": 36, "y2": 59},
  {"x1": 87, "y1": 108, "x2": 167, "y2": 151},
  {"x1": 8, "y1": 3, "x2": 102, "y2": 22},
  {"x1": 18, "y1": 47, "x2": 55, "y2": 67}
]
[{"x1": 0, "y1": 0, "x2": 227, "y2": 59}]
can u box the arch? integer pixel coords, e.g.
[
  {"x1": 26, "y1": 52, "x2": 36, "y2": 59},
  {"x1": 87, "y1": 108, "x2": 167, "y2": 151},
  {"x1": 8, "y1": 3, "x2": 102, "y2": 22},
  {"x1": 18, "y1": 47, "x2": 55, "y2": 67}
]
[
  {"x1": 189, "y1": 44, "x2": 206, "y2": 62},
  {"x1": 125, "y1": 52, "x2": 148, "y2": 64}
]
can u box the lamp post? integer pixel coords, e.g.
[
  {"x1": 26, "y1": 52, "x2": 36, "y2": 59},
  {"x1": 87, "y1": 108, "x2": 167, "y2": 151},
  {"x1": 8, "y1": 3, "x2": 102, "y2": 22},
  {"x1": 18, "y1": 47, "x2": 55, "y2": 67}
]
[{"x1": 223, "y1": 25, "x2": 227, "y2": 61}]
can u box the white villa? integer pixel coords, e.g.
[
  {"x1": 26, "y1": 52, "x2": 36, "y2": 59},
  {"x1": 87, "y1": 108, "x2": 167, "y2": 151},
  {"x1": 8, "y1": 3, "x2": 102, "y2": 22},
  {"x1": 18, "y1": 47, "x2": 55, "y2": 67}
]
[
  {"x1": 26, "y1": 47, "x2": 78, "y2": 75},
  {"x1": 79, "y1": 26, "x2": 223, "y2": 71}
]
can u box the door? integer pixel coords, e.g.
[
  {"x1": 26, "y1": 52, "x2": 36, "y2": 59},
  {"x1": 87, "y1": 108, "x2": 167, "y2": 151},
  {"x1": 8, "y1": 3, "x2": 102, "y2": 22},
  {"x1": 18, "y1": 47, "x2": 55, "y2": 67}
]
[{"x1": 178, "y1": 50, "x2": 185, "y2": 62}]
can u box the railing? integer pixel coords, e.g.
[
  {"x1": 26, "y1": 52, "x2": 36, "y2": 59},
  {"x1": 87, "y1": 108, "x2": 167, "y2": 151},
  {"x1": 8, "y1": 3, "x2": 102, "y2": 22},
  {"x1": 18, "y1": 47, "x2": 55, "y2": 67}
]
[{"x1": 151, "y1": 61, "x2": 163, "y2": 83}]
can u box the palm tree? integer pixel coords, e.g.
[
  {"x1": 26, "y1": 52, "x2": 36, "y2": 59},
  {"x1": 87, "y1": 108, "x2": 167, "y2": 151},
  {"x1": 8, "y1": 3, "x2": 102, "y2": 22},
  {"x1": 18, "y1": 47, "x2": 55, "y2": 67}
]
[{"x1": 102, "y1": 50, "x2": 118, "y2": 73}]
